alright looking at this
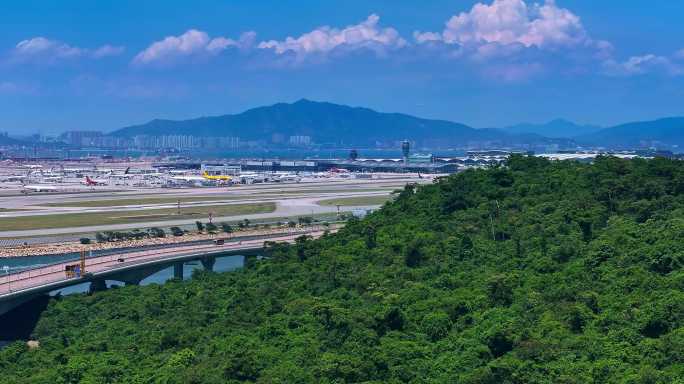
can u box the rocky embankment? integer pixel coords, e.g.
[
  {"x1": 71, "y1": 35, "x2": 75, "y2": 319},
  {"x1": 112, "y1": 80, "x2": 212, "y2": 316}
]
[{"x1": 0, "y1": 225, "x2": 337, "y2": 258}]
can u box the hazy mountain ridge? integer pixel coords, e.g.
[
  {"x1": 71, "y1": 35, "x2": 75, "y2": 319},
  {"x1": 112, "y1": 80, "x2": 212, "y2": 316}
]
[
  {"x1": 577, "y1": 117, "x2": 684, "y2": 148},
  {"x1": 110, "y1": 99, "x2": 566, "y2": 147},
  {"x1": 502, "y1": 119, "x2": 602, "y2": 138},
  {"x1": 0, "y1": 135, "x2": 25, "y2": 146},
  {"x1": 110, "y1": 100, "x2": 684, "y2": 149}
]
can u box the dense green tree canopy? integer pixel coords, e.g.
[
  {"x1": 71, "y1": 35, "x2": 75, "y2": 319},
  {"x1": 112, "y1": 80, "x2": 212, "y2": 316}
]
[{"x1": 2, "y1": 156, "x2": 683, "y2": 383}]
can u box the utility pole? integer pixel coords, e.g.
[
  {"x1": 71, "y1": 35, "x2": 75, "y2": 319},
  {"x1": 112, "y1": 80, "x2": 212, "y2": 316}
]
[
  {"x1": 3, "y1": 266, "x2": 9, "y2": 292},
  {"x1": 80, "y1": 250, "x2": 86, "y2": 276},
  {"x1": 177, "y1": 200, "x2": 181, "y2": 215}
]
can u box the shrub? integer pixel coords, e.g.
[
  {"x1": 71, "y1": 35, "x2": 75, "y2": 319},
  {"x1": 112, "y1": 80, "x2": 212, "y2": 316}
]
[
  {"x1": 206, "y1": 223, "x2": 218, "y2": 234},
  {"x1": 298, "y1": 216, "x2": 313, "y2": 225},
  {"x1": 170, "y1": 227, "x2": 184, "y2": 237},
  {"x1": 79, "y1": 238, "x2": 91, "y2": 245},
  {"x1": 148, "y1": 227, "x2": 166, "y2": 238},
  {"x1": 221, "y1": 223, "x2": 233, "y2": 233}
]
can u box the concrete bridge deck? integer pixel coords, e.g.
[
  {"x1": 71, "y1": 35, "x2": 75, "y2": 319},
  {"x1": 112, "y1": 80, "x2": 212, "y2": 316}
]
[{"x1": 0, "y1": 228, "x2": 330, "y2": 315}]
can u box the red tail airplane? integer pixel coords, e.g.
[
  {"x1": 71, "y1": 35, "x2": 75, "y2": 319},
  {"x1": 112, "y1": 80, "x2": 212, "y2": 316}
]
[{"x1": 84, "y1": 176, "x2": 107, "y2": 186}]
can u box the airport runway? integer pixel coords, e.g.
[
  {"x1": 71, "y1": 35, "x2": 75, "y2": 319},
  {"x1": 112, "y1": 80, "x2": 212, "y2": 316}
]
[{"x1": 0, "y1": 177, "x2": 425, "y2": 238}]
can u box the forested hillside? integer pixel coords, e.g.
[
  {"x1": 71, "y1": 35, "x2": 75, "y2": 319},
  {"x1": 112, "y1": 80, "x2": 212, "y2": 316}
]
[{"x1": 2, "y1": 156, "x2": 683, "y2": 383}]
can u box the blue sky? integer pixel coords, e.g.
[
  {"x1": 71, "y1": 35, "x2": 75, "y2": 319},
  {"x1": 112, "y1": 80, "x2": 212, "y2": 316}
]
[{"x1": 2, "y1": 0, "x2": 684, "y2": 135}]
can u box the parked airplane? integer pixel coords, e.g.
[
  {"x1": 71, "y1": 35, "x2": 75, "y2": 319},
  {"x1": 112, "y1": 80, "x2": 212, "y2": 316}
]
[
  {"x1": 272, "y1": 173, "x2": 302, "y2": 183},
  {"x1": 238, "y1": 173, "x2": 269, "y2": 184},
  {"x1": 329, "y1": 167, "x2": 350, "y2": 174},
  {"x1": 0, "y1": 175, "x2": 28, "y2": 183},
  {"x1": 23, "y1": 184, "x2": 59, "y2": 192},
  {"x1": 202, "y1": 171, "x2": 232, "y2": 182},
  {"x1": 170, "y1": 175, "x2": 207, "y2": 183},
  {"x1": 83, "y1": 176, "x2": 107, "y2": 186}
]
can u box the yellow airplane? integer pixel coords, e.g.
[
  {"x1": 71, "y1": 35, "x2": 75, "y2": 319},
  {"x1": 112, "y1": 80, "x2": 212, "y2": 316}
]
[{"x1": 202, "y1": 171, "x2": 232, "y2": 182}]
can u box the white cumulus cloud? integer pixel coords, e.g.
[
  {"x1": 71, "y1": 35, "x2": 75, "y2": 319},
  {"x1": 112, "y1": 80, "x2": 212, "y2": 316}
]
[
  {"x1": 604, "y1": 54, "x2": 682, "y2": 76},
  {"x1": 415, "y1": 0, "x2": 607, "y2": 52},
  {"x1": 258, "y1": 14, "x2": 407, "y2": 57},
  {"x1": 674, "y1": 49, "x2": 684, "y2": 60},
  {"x1": 133, "y1": 29, "x2": 255, "y2": 65},
  {"x1": 11, "y1": 37, "x2": 124, "y2": 63},
  {"x1": 92, "y1": 44, "x2": 126, "y2": 58},
  {"x1": 14, "y1": 37, "x2": 83, "y2": 59}
]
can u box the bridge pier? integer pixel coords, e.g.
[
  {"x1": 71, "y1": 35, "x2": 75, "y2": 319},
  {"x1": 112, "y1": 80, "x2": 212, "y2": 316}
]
[
  {"x1": 105, "y1": 264, "x2": 169, "y2": 286},
  {"x1": 201, "y1": 256, "x2": 216, "y2": 272},
  {"x1": 0, "y1": 294, "x2": 41, "y2": 317},
  {"x1": 173, "y1": 262, "x2": 184, "y2": 280},
  {"x1": 89, "y1": 279, "x2": 107, "y2": 294},
  {"x1": 121, "y1": 278, "x2": 142, "y2": 286}
]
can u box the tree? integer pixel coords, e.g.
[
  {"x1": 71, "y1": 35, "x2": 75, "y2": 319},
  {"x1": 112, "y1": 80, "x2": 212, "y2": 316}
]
[
  {"x1": 404, "y1": 239, "x2": 424, "y2": 267},
  {"x1": 422, "y1": 311, "x2": 452, "y2": 341},
  {"x1": 487, "y1": 274, "x2": 516, "y2": 306}
]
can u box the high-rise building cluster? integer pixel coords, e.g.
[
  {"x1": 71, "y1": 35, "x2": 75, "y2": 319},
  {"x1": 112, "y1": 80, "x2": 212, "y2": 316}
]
[
  {"x1": 131, "y1": 135, "x2": 241, "y2": 149},
  {"x1": 288, "y1": 135, "x2": 311, "y2": 146},
  {"x1": 58, "y1": 131, "x2": 242, "y2": 149}
]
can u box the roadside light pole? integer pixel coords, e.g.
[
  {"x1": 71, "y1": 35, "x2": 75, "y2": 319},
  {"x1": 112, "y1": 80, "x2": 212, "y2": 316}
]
[
  {"x1": 3, "y1": 265, "x2": 10, "y2": 292},
  {"x1": 80, "y1": 250, "x2": 86, "y2": 276}
]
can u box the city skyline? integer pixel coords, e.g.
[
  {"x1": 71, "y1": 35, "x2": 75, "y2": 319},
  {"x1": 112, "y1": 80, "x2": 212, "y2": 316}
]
[{"x1": 2, "y1": 0, "x2": 684, "y2": 134}]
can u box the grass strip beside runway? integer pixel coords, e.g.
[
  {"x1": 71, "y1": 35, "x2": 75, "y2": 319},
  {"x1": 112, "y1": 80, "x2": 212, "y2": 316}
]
[
  {"x1": 40, "y1": 188, "x2": 397, "y2": 208},
  {"x1": 0, "y1": 202, "x2": 276, "y2": 231}
]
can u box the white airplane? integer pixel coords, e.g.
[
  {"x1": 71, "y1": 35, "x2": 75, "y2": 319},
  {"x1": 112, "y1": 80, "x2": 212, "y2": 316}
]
[
  {"x1": 23, "y1": 184, "x2": 59, "y2": 192},
  {"x1": 0, "y1": 175, "x2": 28, "y2": 183},
  {"x1": 273, "y1": 173, "x2": 301, "y2": 183},
  {"x1": 238, "y1": 173, "x2": 269, "y2": 184},
  {"x1": 170, "y1": 175, "x2": 207, "y2": 183},
  {"x1": 83, "y1": 176, "x2": 108, "y2": 186},
  {"x1": 42, "y1": 176, "x2": 63, "y2": 183}
]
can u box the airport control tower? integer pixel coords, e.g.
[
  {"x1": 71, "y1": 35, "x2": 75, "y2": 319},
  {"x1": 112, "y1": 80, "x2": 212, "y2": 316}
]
[{"x1": 401, "y1": 140, "x2": 410, "y2": 164}]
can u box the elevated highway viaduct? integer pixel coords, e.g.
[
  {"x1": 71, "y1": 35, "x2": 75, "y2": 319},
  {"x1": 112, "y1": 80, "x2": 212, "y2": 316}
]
[{"x1": 0, "y1": 229, "x2": 331, "y2": 316}]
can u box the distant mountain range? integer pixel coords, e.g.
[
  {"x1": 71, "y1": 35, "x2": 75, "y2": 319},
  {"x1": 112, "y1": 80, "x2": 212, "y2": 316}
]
[
  {"x1": 0, "y1": 135, "x2": 24, "y2": 146},
  {"x1": 108, "y1": 99, "x2": 684, "y2": 150},
  {"x1": 111, "y1": 99, "x2": 568, "y2": 148},
  {"x1": 501, "y1": 119, "x2": 602, "y2": 138},
  {"x1": 577, "y1": 117, "x2": 684, "y2": 148}
]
